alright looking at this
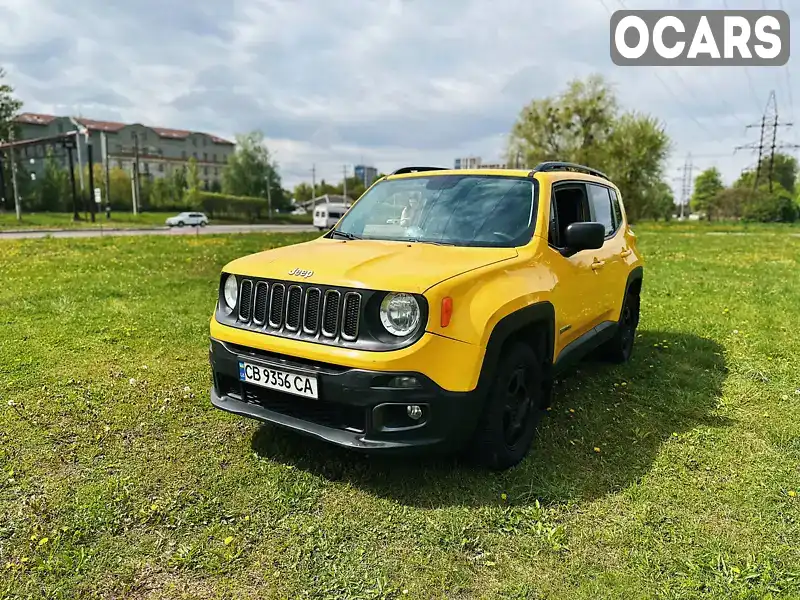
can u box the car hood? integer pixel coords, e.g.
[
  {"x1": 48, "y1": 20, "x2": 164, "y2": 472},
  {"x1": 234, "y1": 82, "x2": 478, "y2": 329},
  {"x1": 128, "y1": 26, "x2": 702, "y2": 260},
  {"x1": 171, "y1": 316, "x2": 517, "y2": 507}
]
[{"x1": 223, "y1": 238, "x2": 518, "y2": 293}]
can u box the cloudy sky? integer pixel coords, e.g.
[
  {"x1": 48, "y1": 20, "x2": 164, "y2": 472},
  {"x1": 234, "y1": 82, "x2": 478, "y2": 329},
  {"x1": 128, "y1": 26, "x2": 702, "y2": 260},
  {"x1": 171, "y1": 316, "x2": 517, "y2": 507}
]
[{"x1": 1, "y1": 0, "x2": 798, "y2": 196}]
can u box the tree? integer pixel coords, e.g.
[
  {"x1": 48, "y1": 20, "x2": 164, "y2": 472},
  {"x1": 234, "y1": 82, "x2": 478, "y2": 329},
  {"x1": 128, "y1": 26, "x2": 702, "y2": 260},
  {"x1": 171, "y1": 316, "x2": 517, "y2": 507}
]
[
  {"x1": 293, "y1": 182, "x2": 314, "y2": 204},
  {"x1": 638, "y1": 180, "x2": 675, "y2": 221},
  {"x1": 735, "y1": 153, "x2": 798, "y2": 195},
  {"x1": 35, "y1": 149, "x2": 70, "y2": 211},
  {"x1": 603, "y1": 112, "x2": 671, "y2": 222},
  {"x1": 222, "y1": 130, "x2": 289, "y2": 212},
  {"x1": 690, "y1": 167, "x2": 724, "y2": 220},
  {"x1": 507, "y1": 75, "x2": 670, "y2": 222},
  {"x1": 1, "y1": 68, "x2": 23, "y2": 211},
  {"x1": 186, "y1": 157, "x2": 200, "y2": 207}
]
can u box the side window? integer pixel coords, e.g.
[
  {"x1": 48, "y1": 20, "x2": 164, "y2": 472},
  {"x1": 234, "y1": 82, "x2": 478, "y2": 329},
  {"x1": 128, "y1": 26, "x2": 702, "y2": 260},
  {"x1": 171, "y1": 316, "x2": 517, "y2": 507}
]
[
  {"x1": 587, "y1": 184, "x2": 614, "y2": 237},
  {"x1": 610, "y1": 189, "x2": 623, "y2": 228},
  {"x1": 549, "y1": 183, "x2": 590, "y2": 249}
]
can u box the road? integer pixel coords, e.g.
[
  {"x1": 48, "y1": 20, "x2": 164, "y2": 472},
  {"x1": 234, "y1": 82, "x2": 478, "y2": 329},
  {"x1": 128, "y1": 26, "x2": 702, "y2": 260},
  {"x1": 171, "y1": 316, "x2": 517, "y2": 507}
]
[{"x1": 0, "y1": 224, "x2": 318, "y2": 240}]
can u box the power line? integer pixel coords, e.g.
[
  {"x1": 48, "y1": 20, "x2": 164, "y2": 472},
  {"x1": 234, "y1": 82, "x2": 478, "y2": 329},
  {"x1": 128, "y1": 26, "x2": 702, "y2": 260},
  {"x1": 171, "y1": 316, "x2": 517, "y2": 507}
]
[
  {"x1": 601, "y1": 0, "x2": 722, "y2": 141},
  {"x1": 722, "y1": 0, "x2": 763, "y2": 112}
]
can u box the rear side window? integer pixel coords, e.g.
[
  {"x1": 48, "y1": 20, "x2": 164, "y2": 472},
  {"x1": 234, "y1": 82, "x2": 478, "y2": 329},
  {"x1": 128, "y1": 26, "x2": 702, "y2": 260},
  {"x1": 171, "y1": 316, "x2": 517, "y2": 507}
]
[
  {"x1": 587, "y1": 184, "x2": 614, "y2": 236},
  {"x1": 610, "y1": 189, "x2": 623, "y2": 228}
]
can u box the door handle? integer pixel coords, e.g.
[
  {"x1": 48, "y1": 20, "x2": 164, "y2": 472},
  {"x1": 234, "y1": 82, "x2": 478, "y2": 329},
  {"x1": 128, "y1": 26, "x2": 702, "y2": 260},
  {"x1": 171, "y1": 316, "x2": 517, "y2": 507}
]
[
  {"x1": 591, "y1": 259, "x2": 605, "y2": 270},
  {"x1": 620, "y1": 248, "x2": 632, "y2": 258}
]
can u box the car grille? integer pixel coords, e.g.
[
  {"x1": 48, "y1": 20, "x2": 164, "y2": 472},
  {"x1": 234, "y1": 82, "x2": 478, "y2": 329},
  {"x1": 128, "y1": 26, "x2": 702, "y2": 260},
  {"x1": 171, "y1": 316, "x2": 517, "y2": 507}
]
[{"x1": 236, "y1": 277, "x2": 363, "y2": 343}]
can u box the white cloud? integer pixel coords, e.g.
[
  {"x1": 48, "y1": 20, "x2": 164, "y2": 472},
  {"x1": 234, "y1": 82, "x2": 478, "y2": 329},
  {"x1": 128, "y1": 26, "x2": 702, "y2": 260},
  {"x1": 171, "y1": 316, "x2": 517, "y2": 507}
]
[{"x1": 1, "y1": 0, "x2": 798, "y2": 193}]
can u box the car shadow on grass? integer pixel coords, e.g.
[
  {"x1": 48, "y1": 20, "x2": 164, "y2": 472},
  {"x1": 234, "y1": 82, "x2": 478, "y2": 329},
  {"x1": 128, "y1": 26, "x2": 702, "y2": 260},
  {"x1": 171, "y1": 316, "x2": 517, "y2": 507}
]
[{"x1": 250, "y1": 330, "x2": 731, "y2": 508}]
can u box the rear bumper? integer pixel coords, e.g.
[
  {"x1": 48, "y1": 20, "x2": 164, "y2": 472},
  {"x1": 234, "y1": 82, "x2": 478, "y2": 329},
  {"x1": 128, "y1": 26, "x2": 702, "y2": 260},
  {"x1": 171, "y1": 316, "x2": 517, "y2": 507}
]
[{"x1": 209, "y1": 337, "x2": 485, "y2": 453}]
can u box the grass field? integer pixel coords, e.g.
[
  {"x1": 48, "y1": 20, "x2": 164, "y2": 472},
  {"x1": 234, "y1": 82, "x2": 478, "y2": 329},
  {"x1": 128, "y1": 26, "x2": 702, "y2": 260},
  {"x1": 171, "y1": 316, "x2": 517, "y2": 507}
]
[
  {"x1": 1, "y1": 225, "x2": 799, "y2": 599},
  {"x1": 0, "y1": 212, "x2": 313, "y2": 231}
]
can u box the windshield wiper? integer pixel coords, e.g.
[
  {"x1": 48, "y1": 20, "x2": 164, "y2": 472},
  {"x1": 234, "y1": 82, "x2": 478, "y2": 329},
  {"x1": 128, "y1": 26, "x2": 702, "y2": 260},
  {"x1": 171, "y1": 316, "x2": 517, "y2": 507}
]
[
  {"x1": 330, "y1": 229, "x2": 362, "y2": 240},
  {"x1": 408, "y1": 238, "x2": 455, "y2": 246}
]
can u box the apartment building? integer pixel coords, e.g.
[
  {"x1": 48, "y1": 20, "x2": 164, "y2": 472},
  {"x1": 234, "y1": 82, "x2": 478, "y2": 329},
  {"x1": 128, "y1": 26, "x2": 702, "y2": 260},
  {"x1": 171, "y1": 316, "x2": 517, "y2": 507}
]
[
  {"x1": 13, "y1": 113, "x2": 235, "y2": 189},
  {"x1": 453, "y1": 156, "x2": 508, "y2": 170}
]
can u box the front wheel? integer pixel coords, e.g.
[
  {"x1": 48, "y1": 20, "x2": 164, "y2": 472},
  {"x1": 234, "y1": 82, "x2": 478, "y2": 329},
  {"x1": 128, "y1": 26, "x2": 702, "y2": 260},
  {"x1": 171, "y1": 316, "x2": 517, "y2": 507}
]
[
  {"x1": 177, "y1": 221, "x2": 185, "y2": 227},
  {"x1": 200, "y1": 221, "x2": 207, "y2": 227},
  {"x1": 470, "y1": 342, "x2": 547, "y2": 470}
]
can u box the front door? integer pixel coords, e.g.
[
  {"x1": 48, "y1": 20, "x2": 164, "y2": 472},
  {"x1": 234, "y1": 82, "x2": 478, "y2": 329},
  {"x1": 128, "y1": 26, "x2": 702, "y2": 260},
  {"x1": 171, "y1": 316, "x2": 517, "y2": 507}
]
[{"x1": 545, "y1": 182, "x2": 612, "y2": 358}]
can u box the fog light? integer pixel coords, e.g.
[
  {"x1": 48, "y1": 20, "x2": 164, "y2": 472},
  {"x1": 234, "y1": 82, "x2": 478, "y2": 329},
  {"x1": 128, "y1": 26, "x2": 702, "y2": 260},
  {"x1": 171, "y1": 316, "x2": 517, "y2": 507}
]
[
  {"x1": 407, "y1": 405, "x2": 423, "y2": 420},
  {"x1": 387, "y1": 376, "x2": 420, "y2": 389}
]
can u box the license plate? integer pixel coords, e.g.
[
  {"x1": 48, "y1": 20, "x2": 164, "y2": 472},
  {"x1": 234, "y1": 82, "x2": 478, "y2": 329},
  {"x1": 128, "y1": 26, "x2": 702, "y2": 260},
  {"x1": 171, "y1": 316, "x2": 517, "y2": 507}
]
[{"x1": 238, "y1": 361, "x2": 319, "y2": 399}]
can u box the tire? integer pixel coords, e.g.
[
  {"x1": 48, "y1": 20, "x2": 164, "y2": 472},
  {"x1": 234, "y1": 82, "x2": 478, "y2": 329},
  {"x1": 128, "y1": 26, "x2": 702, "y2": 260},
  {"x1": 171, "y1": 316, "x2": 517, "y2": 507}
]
[
  {"x1": 470, "y1": 342, "x2": 547, "y2": 470},
  {"x1": 601, "y1": 288, "x2": 640, "y2": 363},
  {"x1": 177, "y1": 221, "x2": 185, "y2": 227},
  {"x1": 200, "y1": 221, "x2": 207, "y2": 227}
]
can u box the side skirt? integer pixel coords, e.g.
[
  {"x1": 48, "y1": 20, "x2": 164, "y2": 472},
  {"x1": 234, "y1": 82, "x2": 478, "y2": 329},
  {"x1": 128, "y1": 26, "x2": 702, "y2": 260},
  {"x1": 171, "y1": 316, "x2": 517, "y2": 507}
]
[{"x1": 552, "y1": 320, "x2": 618, "y2": 376}]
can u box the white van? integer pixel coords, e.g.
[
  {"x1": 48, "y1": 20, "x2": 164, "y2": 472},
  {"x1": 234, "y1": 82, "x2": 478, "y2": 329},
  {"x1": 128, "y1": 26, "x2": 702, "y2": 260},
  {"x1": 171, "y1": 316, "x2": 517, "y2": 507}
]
[{"x1": 313, "y1": 203, "x2": 349, "y2": 231}]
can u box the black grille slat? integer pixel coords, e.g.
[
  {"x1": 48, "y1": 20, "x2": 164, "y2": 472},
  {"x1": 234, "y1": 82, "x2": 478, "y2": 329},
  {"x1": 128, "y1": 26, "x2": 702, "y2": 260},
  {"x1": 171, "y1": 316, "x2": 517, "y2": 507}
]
[
  {"x1": 322, "y1": 291, "x2": 341, "y2": 337},
  {"x1": 286, "y1": 286, "x2": 302, "y2": 331},
  {"x1": 268, "y1": 284, "x2": 286, "y2": 328},
  {"x1": 252, "y1": 282, "x2": 269, "y2": 325},
  {"x1": 303, "y1": 288, "x2": 321, "y2": 334},
  {"x1": 238, "y1": 280, "x2": 253, "y2": 321},
  {"x1": 228, "y1": 277, "x2": 365, "y2": 342},
  {"x1": 341, "y1": 293, "x2": 361, "y2": 340}
]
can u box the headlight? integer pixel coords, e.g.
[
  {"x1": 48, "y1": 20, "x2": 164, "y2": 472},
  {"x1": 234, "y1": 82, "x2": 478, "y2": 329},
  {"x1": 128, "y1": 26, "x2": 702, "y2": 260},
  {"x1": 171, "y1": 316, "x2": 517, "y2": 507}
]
[
  {"x1": 223, "y1": 274, "x2": 238, "y2": 313},
  {"x1": 380, "y1": 293, "x2": 420, "y2": 336}
]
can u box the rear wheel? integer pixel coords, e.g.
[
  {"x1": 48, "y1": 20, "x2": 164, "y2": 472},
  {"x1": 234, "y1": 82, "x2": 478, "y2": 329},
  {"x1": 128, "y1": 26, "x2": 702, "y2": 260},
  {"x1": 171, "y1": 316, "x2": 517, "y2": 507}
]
[
  {"x1": 601, "y1": 288, "x2": 640, "y2": 363},
  {"x1": 470, "y1": 342, "x2": 547, "y2": 470}
]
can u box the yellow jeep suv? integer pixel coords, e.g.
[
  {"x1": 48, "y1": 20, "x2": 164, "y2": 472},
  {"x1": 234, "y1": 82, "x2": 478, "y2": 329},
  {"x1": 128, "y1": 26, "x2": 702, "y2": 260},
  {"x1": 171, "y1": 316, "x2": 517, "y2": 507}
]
[{"x1": 208, "y1": 162, "x2": 643, "y2": 469}]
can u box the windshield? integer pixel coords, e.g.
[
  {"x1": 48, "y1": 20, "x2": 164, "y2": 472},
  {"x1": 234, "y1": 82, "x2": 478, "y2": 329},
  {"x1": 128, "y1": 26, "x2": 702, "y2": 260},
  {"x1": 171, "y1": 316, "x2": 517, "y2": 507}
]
[{"x1": 332, "y1": 174, "x2": 537, "y2": 247}]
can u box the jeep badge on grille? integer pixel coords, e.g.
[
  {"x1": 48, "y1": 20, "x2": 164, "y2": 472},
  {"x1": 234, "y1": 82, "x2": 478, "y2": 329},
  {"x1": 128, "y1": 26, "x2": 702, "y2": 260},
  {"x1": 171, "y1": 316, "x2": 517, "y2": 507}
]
[{"x1": 289, "y1": 268, "x2": 314, "y2": 278}]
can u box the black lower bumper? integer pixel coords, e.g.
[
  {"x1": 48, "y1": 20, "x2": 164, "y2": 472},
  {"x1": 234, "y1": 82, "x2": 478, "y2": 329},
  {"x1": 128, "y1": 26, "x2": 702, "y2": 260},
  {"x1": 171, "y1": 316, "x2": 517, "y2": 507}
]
[{"x1": 208, "y1": 337, "x2": 484, "y2": 453}]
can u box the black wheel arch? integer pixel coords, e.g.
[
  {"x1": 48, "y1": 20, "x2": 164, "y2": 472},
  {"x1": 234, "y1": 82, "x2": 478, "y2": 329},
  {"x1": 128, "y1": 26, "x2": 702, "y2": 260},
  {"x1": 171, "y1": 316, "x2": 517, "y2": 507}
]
[
  {"x1": 475, "y1": 302, "x2": 555, "y2": 398},
  {"x1": 625, "y1": 266, "x2": 643, "y2": 298}
]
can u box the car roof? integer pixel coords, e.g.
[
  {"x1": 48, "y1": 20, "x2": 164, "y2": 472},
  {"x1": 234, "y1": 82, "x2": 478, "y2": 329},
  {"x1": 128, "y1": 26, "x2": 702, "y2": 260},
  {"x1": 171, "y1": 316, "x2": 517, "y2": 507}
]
[{"x1": 385, "y1": 167, "x2": 615, "y2": 187}]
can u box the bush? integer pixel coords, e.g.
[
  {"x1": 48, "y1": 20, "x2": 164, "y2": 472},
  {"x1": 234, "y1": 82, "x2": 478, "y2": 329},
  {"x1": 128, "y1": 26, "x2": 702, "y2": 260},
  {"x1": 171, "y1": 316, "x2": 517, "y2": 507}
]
[{"x1": 742, "y1": 188, "x2": 798, "y2": 223}]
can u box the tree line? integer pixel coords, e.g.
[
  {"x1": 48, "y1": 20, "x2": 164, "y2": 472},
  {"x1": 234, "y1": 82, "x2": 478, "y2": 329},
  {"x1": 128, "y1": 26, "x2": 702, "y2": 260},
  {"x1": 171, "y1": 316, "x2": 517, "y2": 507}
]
[
  {"x1": 691, "y1": 154, "x2": 798, "y2": 222},
  {"x1": 507, "y1": 74, "x2": 800, "y2": 223},
  {"x1": 4, "y1": 66, "x2": 799, "y2": 222}
]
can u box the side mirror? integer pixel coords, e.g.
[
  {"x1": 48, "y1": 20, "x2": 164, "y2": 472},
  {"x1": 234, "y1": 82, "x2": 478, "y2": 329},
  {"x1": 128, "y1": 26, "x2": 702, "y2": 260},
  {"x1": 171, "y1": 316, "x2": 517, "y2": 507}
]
[{"x1": 563, "y1": 222, "x2": 605, "y2": 254}]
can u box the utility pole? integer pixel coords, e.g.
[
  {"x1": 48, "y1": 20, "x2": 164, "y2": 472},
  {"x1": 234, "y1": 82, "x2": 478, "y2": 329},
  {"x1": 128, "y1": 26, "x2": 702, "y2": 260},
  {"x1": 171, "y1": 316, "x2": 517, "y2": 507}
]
[
  {"x1": 266, "y1": 171, "x2": 272, "y2": 220},
  {"x1": 87, "y1": 136, "x2": 96, "y2": 222},
  {"x1": 101, "y1": 131, "x2": 111, "y2": 216},
  {"x1": 66, "y1": 140, "x2": 79, "y2": 221},
  {"x1": 677, "y1": 153, "x2": 694, "y2": 219},
  {"x1": 8, "y1": 130, "x2": 21, "y2": 221},
  {"x1": 735, "y1": 91, "x2": 797, "y2": 191},
  {"x1": 132, "y1": 132, "x2": 141, "y2": 215},
  {"x1": 69, "y1": 118, "x2": 86, "y2": 199},
  {"x1": 311, "y1": 164, "x2": 316, "y2": 199},
  {"x1": 0, "y1": 152, "x2": 6, "y2": 212},
  {"x1": 343, "y1": 164, "x2": 348, "y2": 199}
]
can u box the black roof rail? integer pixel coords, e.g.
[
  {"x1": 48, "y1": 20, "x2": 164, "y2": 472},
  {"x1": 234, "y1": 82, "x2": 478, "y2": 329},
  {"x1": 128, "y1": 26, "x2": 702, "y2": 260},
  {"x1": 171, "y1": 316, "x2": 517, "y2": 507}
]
[
  {"x1": 529, "y1": 161, "x2": 609, "y2": 180},
  {"x1": 390, "y1": 166, "x2": 449, "y2": 176}
]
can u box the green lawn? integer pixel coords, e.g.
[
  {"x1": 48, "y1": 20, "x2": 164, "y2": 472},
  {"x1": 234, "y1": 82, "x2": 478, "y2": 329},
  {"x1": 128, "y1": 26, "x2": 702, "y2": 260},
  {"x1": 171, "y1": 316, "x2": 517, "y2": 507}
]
[
  {"x1": 1, "y1": 226, "x2": 799, "y2": 599},
  {"x1": 0, "y1": 212, "x2": 312, "y2": 231}
]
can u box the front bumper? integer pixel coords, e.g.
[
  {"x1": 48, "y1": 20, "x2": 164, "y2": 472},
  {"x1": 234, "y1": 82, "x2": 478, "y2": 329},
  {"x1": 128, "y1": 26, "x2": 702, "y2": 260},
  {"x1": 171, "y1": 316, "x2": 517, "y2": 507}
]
[{"x1": 209, "y1": 337, "x2": 485, "y2": 452}]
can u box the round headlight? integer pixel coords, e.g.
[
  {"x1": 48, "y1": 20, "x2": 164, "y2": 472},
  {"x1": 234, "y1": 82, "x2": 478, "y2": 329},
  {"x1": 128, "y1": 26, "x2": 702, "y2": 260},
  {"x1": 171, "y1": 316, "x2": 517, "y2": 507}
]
[
  {"x1": 223, "y1": 274, "x2": 238, "y2": 313},
  {"x1": 380, "y1": 293, "x2": 420, "y2": 336}
]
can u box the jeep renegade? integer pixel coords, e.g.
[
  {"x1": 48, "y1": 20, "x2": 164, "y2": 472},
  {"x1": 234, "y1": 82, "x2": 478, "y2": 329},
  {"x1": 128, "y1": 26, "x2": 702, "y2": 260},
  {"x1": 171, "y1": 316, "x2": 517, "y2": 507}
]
[{"x1": 208, "y1": 162, "x2": 644, "y2": 470}]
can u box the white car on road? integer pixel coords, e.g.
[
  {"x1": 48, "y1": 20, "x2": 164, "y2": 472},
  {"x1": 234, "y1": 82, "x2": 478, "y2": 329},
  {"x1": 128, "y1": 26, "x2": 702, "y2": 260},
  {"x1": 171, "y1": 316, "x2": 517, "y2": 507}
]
[{"x1": 166, "y1": 212, "x2": 209, "y2": 227}]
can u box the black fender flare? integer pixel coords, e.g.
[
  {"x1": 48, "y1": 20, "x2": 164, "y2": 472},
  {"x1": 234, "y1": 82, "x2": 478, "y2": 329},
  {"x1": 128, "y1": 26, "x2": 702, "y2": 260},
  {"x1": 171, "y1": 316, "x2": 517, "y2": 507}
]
[
  {"x1": 475, "y1": 301, "x2": 555, "y2": 397},
  {"x1": 624, "y1": 265, "x2": 644, "y2": 298}
]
